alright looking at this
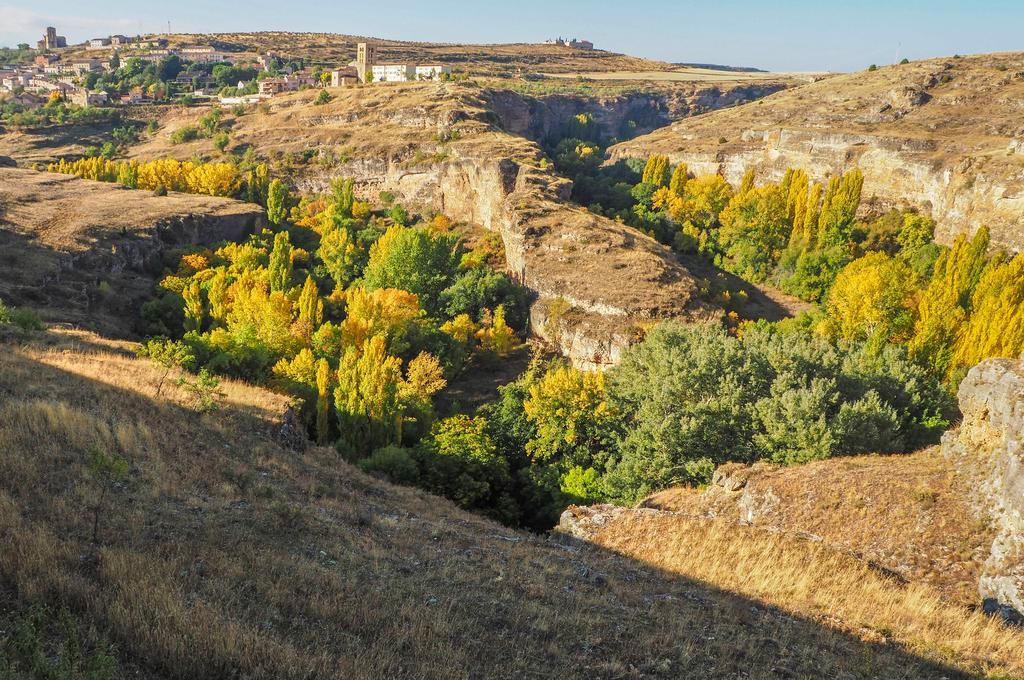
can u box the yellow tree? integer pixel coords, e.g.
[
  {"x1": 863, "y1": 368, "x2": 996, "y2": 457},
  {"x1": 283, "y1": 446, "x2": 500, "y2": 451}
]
[
  {"x1": 824, "y1": 252, "x2": 919, "y2": 343},
  {"x1": 315, "y1": 358, "x2": 332, "y2": 445},
  {"x1": 909, "y1": 227, "x2": 990, "y2": 377},
  {"x1": 340, "y1": 287, "x2": 421, "y2": 351},
  {"x1": 182, "y1": 280, "x2": 204, "y2": 333},
  {"x1": 641, "y1": 155, "x2": 670, "y2": 187},
  {"x1": 296, "y1": 275, "x2": 323, "y2": 342},
  {"x1": 951, "y1": 253, "x2": 1024, "y2": 373},
  {"x1": 668, "y1": 162, "x2": 689, "y2": 198},
  {"x1": 334, "y1": 335, "x2": 404, "y2": 454}
]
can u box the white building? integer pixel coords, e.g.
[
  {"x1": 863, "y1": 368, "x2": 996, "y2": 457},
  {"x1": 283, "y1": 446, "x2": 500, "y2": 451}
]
[
  {"x1": 414, "y1": 64, "x2": 452, "y2": 80},
  {"x1": 180, "y1": 46, "x2": 228, "y2": 63},
  {"x1": 87, "y1": 38, "x2": 111, "y2": 50},
  {"x1": 371, "y1": 64, "x2": 414, "y2": 82}
]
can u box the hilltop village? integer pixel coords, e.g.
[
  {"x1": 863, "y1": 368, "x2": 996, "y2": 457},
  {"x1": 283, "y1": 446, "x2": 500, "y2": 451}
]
[{"x1": 0, "y1": 27, "x2": 476, "y2": 109}]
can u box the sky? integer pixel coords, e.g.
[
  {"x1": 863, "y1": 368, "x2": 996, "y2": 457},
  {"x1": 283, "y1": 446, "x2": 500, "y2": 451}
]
[{"x1": 2, "y1": 0, "x2": 1023, "y2": 72}]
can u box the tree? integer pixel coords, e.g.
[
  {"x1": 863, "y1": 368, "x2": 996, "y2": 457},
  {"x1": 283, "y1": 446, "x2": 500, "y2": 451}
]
[
  {"x1": 641, "y1": 155, "x2": 670, "y2": 187},
  {"x1": 718, "y1": 184, "x2": 790, "y2": 281},
  {"x1": 668, "y1": 162, "x2": 689, "y2": 197},
  {"x1": 824, "y1": 252, "x2": 919, "y2": 344},
  {"x1": 950, "y1": 252, "x2": 1024, "y2": 375},
  {"x1": 182, "y1": 280, "x2": 204, "y2": 332},
  {"x1": 87, "y1": 445, "x2": 128, "y2": 545},
  {"x1": 296, "y1": 275, "x2": 323, "y2": 341},
  {"x1": 330, "y1": 177, "x2": 356, "y2": 216},
  {"x1": 415, "y1": 415, "x2": 509, "y2": 510},
  {"x1": 315, "y1": 358, "x2": 332, "y2": 445},
  {"x1": 909, "y1": 227, "x2": 990, "y2": 377},
  {"x1": 523, "y1": 365, "x2": 618, "y2": 473},
  {"x1": 109, "y1": 51, "x2": 121, "y2": 69},
  {"x1": 318, "y1": 226, "x2": 360, "y2": 288},
  {"x1": 334, "y1": 336, "x2": 404, "y2": 455},
  {"x1": 816, "y1": 169, "x2": 863, "y2": 248},
  {"x1": 266, "y1": 178, "x2": 289, "y2": 226},
  {"x1": 363, "y1": 226, "x2": 463, "y2": 316},
  {"x1": 267, "y1": 230, "x2": 293, "y2": 292},
  {"x1": 156, "y1": 54, "x2": 183, "y2": 81}
]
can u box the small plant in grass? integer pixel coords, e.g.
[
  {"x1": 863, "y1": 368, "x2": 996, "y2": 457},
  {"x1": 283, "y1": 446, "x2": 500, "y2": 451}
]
[
  {"x1": 0, "y1": 300, "x2": 43, "y2": 331},
  {"x1": 4, "y1": 603, "x2": 118, "y2": 679},
  {"x1": 137, "y1": 338, "x2": 195, "y2": 397},
  {"x1": 176, "y1": 368, "x2": 223, "y2": 413},
  {"x1": 314, "y1": 89, "x2": 332, "y2": 105},
  {"x1": 88, "y1": 445, "x2": 128, "y2": 545},
  {"x1": 10, "y1": 307, "x2": 43, "y2": 331}
]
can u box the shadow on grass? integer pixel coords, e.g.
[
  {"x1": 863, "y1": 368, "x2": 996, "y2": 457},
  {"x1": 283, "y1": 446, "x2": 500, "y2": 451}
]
[{"x1": 0, "y1": 342, "x2": 988, "y2": 679}]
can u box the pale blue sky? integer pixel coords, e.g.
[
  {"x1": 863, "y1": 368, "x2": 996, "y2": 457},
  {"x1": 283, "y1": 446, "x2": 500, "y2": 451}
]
[{"x1": 3, "y1": 1, "x2": 1022, "y2": 71}]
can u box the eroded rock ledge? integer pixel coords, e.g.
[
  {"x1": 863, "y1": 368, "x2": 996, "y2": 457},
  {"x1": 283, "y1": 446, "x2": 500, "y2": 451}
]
[{"x1": 943, "y1": 357, "x2": 1024, "y2": 623}]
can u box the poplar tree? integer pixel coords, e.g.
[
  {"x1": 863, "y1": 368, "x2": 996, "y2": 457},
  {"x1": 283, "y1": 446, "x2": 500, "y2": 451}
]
[
  {"x1": 315, "y1": 358, "x2": 332, "y2": 445},
  {"x1": 268, "y1": 230, "x2": 293, "y2": 292},
  {"x1": 266, "y1": 178, "x2": 289, "y2": 226},
  {"x1": 668, "y1": 162, "x2": 689, "y2": 198},
  {"x1": 909, "y1": 227, "x2": 990, "y2": 376},
  {"x1": 297, "y1": 275, "x2": 323, "y2": 329}
]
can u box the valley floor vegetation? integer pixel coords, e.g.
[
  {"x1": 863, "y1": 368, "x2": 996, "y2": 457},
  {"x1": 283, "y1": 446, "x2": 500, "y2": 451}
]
[{"x1": 39, "y1": 121, "x2": 1024, "y2": 530}]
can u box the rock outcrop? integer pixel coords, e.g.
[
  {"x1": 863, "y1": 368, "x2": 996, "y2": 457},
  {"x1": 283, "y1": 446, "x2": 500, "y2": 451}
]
[
  {"x1": 611, "y1": 52, "x2": 1024, "y2": 252},
  {"x1": 0, "y1": 167, "x2": 266, "y2": 335},
  {"x1": 943, "y1": 357, "x2": 1024, "y2": 623}
]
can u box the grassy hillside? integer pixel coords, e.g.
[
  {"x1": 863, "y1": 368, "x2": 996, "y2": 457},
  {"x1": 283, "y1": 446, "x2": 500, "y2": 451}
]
[{"x1": 0, "y1": 326, "x2": 1009, "y2": 678}]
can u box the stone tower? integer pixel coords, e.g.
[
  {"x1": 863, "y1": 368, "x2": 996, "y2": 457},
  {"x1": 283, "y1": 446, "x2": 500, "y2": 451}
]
[{"x1": 356, "y1": 42, "x2": 376, "y2": 83}]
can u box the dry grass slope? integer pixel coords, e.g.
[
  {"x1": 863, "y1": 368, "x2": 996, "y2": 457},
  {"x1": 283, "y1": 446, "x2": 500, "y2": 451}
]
[{"x1": 0, "y1": 327, "x2": 1004, "y2": 679}]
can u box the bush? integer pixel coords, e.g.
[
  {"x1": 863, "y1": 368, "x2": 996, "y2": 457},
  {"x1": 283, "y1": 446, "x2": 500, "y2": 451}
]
[
  {"x1": 314, "y1": 89, "x2": 332, "y2": 106},
  {"x1": 8, "y1": 307, "x2": 43, "y2": 331},
  {"x1": 357, "y1": 446, "x2": 420, "y2": 485},
  {"x1": 153, "y1": 184, "x2": 168, "y2": 196},
  {"x1": 598, "y1": 321, "x2": 955, "y2": 503},
  {"x1": 170, "y1": 125, "x2": 200, "y2": 144}
]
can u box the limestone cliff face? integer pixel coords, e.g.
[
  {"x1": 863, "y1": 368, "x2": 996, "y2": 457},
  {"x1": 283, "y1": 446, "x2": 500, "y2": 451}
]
[
  {"x1": 611, "y1": 52, "x2": 1024, "y2": 252},
  {"x1": 483, "y1": 83, "x2": 788, "y2": 144},
  {"x1": 299, "y1": 147, "x2": 718, "y2": 369},
  {"x1": 943, "y1": 358, "x2": 1024, "y2": 623}
]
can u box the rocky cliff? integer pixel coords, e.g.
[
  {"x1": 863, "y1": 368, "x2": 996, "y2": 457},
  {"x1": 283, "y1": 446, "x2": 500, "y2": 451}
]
[
  {"x1": 611, "y1": 52, "x2": 1024, "y2": 252},
  {"x1": 0, "y1": 167, "x2": 266, "y2": 335},
  {"x1": 482, "y1": 83, "x2": 788, "y2": 144},
  {"x1": 943, "y1": 357, "x2": 1024, "y2": 623},
  {"x1": 181, "y1": 82, "x2": 731, "y2": 368}
]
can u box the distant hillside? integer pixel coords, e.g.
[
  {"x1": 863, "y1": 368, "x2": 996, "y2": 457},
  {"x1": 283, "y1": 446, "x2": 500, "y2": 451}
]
[
  {"x1": 674, "y1": 62, "x2": 768, "y2": 73},
  {"x1": 611, "y1": 51, "x2": 1024, "y2": 252}
]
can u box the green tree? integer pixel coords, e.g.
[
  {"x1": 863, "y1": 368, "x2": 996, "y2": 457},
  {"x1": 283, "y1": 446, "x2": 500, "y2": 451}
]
[
  {"x1": 266, "y1": 178, "x2": 289, "y2": 226},
  {"x1": 415, "y1": 415, "x2": 509, "y2": 511},
  {"x1": 267, "y1": 230, "x2": 293, "y2": 292},
  {"x1": 363, "y1": 226, "x2": 463, "y2": 316}
]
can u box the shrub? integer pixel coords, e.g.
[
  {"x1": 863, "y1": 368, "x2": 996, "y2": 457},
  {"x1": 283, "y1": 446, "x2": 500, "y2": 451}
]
[
  {"x1": 357, "y1": 446, "x2": 420, "y2": 485},
  {"x1": 599, "y1": 321, "x2": 955, "y2": 503},
  {"x1": 170, "y1": 125, "x2": 200, "y2": 144},
  {"x1": 153, "y1": 184, "x2": 168, "y2": 196},
  {"x1": 314, "y1": 89, "x2": 332, "y2": 105},
  {"x1": 9, "y1": 307, "x2": 43, "y2": 331}
]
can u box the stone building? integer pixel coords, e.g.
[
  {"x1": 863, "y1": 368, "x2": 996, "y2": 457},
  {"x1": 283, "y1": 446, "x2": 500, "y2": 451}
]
[
  {"x1": 352, "y1": 42, "x2": 452, "y2": 83},
  {"x1": 37, "y1": 27, "x2": 67, "y2": 51}
]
